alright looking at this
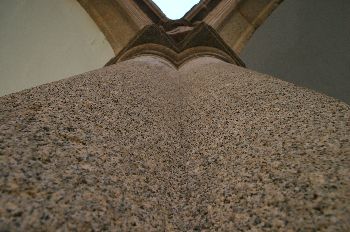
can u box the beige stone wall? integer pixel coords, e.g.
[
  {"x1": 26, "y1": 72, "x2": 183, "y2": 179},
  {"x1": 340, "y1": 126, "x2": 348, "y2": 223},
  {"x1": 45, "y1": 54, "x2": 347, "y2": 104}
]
[{"x1": 0, "y1": 0, "x2": 114, "y2": 96}]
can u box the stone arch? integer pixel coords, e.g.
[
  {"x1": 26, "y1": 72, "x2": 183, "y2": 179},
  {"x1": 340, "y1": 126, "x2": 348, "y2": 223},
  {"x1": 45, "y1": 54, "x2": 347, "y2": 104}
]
[
  {"x1": 77, "y1": 0, "x2": 284, "y2": 55},
  {"x1": 205, "y1": 0, "x2": 284, "y2": 53}
]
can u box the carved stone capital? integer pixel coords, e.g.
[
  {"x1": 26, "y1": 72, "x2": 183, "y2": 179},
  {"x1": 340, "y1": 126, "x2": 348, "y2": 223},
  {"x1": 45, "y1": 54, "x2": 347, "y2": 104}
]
[{"x1": 106, "y1": 23, "x2": 245, "y2": 68}]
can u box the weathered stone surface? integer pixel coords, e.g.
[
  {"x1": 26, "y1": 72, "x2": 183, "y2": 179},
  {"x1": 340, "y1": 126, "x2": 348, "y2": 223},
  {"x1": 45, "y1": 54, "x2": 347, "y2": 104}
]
[{"x1": 1, "y1": 56, "x2": 349, "y2": 231}]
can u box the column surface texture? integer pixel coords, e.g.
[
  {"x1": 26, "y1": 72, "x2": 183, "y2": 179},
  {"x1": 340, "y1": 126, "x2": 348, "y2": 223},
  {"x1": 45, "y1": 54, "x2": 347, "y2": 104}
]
[{"x1": 0, "y1": 56, "x2": 349, "y2": 231}]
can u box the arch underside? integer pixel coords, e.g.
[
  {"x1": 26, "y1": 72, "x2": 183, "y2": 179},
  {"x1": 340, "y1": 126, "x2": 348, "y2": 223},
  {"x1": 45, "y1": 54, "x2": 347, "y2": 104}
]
[{"x1": 215, "y1": 0, "x2": 284, "y2": 53}]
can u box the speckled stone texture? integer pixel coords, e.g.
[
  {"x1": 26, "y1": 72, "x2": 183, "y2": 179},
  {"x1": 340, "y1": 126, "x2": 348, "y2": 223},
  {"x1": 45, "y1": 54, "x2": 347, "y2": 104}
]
[{"x1": 1, "y1": 56, "x2": 349, "y2": 231}]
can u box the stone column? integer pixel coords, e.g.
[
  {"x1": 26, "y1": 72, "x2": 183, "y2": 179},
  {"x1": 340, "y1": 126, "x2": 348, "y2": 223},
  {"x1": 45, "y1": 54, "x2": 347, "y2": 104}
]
[{"x1": 1, "y1": 53, "x2": 349, "y2": 231}]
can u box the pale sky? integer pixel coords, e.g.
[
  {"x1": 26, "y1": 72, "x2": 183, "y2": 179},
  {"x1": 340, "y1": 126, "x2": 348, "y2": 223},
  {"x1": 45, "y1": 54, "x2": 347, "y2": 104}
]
[{"x1": 152, "y1": 0, "x2": 200, "y2": 19}]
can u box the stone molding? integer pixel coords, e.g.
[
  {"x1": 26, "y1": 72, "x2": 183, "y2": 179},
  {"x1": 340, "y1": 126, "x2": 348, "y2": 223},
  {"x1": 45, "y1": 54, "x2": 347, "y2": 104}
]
[
  {"x1": 77, "y1": 0, "x2": 152, "y2": 54},
  {"x1": 105, "y1": 23, "x2": 245, "y2": 68},
  {"x1": 183, "y1": 0, "x2": 223, "y2": 23},
  {"x1": 132, "y1": 0, "x2": 168, "y2": 23},
  {"x1": 112, "y1": 44, "x2": 237, "y2": 68},
  {"x1": 204, "y1": 0, "x2": 240, "y2": 29},
  {"x1": 216, "y1": 0, "x2": 284, "y2": 53},
  {"x1": 119, "y1": 0, "x2": 153, "y2": 28}
]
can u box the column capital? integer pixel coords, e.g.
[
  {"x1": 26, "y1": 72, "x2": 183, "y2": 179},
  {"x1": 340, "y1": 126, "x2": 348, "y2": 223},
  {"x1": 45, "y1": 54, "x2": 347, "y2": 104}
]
[{"x1": 106, "y1": 23, "x2": 245, "y2": 68}]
